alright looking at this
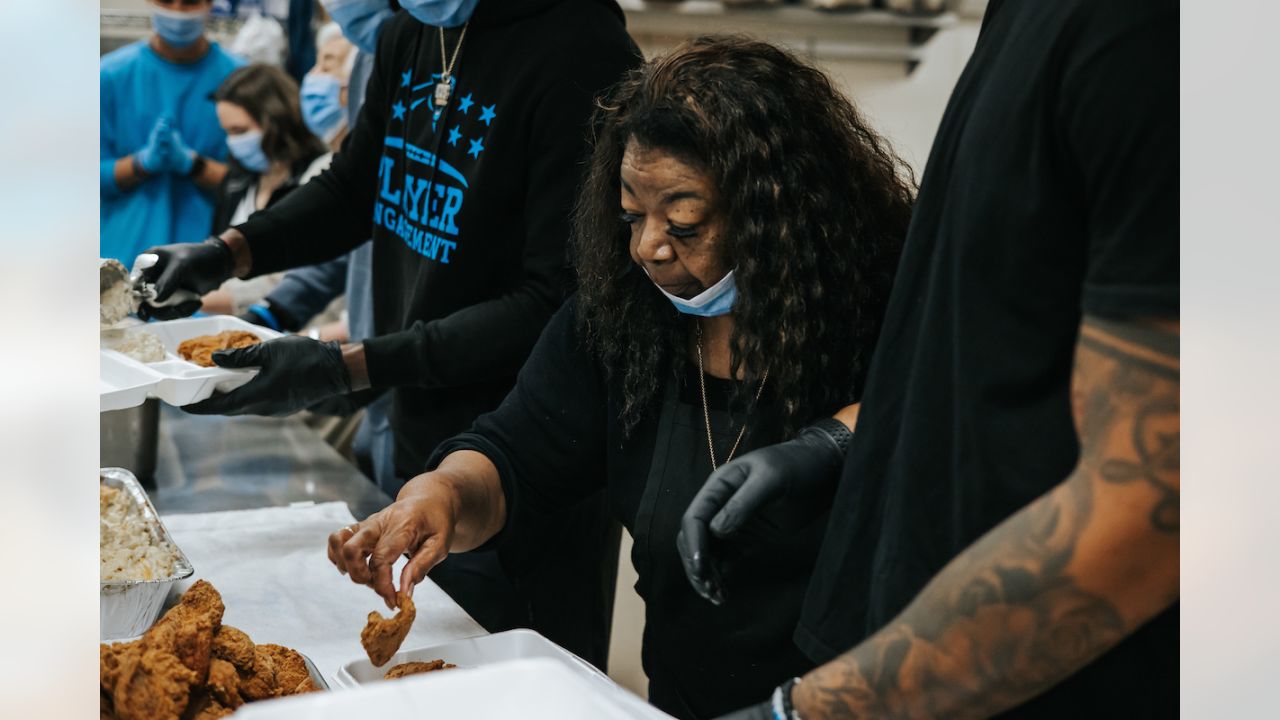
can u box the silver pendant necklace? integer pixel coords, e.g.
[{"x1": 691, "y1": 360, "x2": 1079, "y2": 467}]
[{"x1": 434, "y1": 23, "x2": 469, "y2": 114}]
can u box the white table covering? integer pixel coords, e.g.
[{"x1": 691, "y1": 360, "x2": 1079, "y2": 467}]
[{"x1": 161, "y1": 501, "x2": 485, "y2": 683}]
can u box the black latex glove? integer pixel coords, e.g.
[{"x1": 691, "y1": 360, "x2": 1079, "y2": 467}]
[
  {"x1": 677, "y1": 422, "x2": 848, "y2": 605},
  {"x1": 713, "y1": 701, "x2": 773, "y2": 720},
  {"x1": 136, "y1": 237, "x2": 233, "y2": 320},
  {"x1": 183, "y1": 335, "x2": 350, "y2": 417}
]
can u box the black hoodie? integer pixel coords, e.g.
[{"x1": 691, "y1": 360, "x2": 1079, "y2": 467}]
[{"x1": 236, "y1": 0, "x2": 639, "y2": 477}]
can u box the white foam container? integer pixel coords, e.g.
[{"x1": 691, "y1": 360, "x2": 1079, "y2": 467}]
[
  {"x1": 100, "y1": 352, "x2": 161, "y2": 412},
  {"x1": 236, "y1": 657, "x2": 671, "y2": 720},
  {"x1": 333, "y1": 629, "x2": 614, "y2": 692},
  {"x1": 99, "y1": 316, "x2": 281, "y2": 409}
]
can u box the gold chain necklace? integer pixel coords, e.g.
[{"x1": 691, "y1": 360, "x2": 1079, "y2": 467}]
[
  {"x1": 434, "y1": 23, "x2": 469, "y2": 110},
  {"x1": 694, "y1": 322, "x2": 768, "y2": 470}
]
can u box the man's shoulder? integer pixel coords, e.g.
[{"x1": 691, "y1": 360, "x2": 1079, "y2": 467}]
[
  {"x1": 100, "y1": 40, "x2": 149, "y2": 77},
  {"x1": 204, "y1": 42, "x2": 247, "y2": 72}
]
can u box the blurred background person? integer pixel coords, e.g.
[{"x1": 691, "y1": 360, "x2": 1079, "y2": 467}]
[
  {"x1": 100, "y1": 0, "x2": 242, "y2": 266},
  {"x1": 200, "y1": 63, "x2": 331, "y2": 316}
]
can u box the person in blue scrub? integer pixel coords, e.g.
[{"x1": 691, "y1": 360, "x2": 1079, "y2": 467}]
[{"x1": 100, "y1": 0, "x2": 242, "y2": 266}]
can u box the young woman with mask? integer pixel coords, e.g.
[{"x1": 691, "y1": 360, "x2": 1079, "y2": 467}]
[
  {"x1": 324, "y1": 37, "x2": 915, "y2": 720},
  {"x1": 200, "y1": 63, "x2": 330, "y2": 316}
]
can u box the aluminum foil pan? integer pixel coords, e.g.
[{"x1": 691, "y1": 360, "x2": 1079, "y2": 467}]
[{"x1": 100, "y1": 467, "x2": 194, "y2": 641}]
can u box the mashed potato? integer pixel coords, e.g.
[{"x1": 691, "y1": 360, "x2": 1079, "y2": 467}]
[{"x1": 100, "y1": 483, "x2": 180, "y2": 582}]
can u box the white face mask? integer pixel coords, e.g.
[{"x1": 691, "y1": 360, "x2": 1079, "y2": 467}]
[{"x1": 645, "y1": 268, "x2": 738, "y2": 317}]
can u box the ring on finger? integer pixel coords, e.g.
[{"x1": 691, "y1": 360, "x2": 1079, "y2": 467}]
[{"x1": 344, "y1": 523, "x2": 359, "y2": 536}]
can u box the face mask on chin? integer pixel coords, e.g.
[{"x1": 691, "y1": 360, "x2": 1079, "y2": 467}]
[
  {"x1": 645, "y1": 267, "x2": 738, "y2": 317},
  {"x1": 151, "y1": 7, "x2": 208, "y2": 49},
  {"x1": 397, "y1": 0, "x2": 480, "y2": 28}
]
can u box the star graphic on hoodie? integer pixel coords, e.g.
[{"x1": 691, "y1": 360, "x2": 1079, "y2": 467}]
[
  {"x1": 457, "y1": 93, "x2": 474, "y2": 114},
  {"x1": 468, "y1": 137, "x2": 484, "y2": 158},
  {"x1": 448, "y1": 126, "x2": 462, "y2": 146},
  {"x1": 391, "y1": 101, "x2": 406, "y2": 120},
  {"x1": 401, "y1": 70, "x2": 412, "y2": 87},
  {"x1": 479, "y1": 104, "x2": 497, "y2": 126}
]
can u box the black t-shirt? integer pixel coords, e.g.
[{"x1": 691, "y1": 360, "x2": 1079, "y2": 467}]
[
  {"x1": 797, "y1": 1, "x2": 1178, "y2": 716},
  {"x1": 431, "y1": 299, "x2": 830, "y2": 719},
  {"x1": 236, "y1": 0, "x2": 639, "y2": 477}
]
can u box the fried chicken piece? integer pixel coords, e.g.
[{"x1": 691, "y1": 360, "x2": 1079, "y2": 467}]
[
  {"x1": 178, "y1": 330, "x2": 261, "y2": 367},
  {"x1": 383, "y1": 659, "x2": 456, "y2": 679},
  {"x1": 258, "y1": 644, "x2": 309, "y2": 695},
  {"x1": 146, "y1": 580, "x2": 225, "y2": 683},
  {"x1": 101, "y1": 690, "x2": 117, "y2": 720},
  {"x1": 360, "y1": 592, "x2": 416, "y2": 667},
  {"x1": 204, "y1": 659, "x2": 242, "y2": 710},
  {"x1": 211, "y1": 625, "x2": 255, "y2": 672},
  {"x1": 237, "y1": 646, "x2": 279, "y2": 702},
  {"x1": 181, "y1": 690, "x2": 234, "y2": 720},
  {"x1": 101, "y1": 640, "x2": 141, "y2": 694},
  {"x1": 111, "y1": 645, "x2": 198, "y2": 720}
]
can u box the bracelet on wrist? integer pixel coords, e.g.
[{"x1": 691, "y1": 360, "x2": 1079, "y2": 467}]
[
  {"x1": 187, "y1": 153, "x2": 207, "y2": 178},
  {"x1": 770, "y1": 677, "x2": 804, "y2": 720}
]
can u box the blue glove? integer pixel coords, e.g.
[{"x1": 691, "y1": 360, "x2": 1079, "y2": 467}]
[
  {"x1": 678, "y1": 420, "x2": 850, "y2": 605},
  {"x1": 135, "y1": 117, "x2": 173, "y2": 174},
  {"x1": 160, "y1": 124, "x2": 197, "y2": 175},
  {"x1": 183, "y1": 335, "x2": 352, "y2": 417}
]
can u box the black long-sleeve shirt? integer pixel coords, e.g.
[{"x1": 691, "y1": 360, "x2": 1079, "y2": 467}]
[
  {"x1": 431, "y1": 299, "x2": 833, "y2": 719},
  {"x1": 235, "y1": 0, "x2": 639, "y2": 477}
]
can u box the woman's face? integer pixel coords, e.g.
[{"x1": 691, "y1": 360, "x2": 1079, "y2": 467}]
[
  {"x1": 215, "y1": 101, "x2": 261, "y2": 137},
  {"x1": 620, "y1": 141, "x2": 728, "y2": 299}
]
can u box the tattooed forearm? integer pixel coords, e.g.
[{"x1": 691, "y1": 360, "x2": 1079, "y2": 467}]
[{"x1": 794, "y1": 317, "x2": 1179, "y2": 719}]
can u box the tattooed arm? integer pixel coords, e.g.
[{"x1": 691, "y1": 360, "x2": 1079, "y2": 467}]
[{"x1": 793, "y1": 316, "x2": 1180, "y2": 719}]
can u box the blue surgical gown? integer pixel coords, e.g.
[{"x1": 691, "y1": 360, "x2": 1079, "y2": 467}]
[{"x1": 100, "y1": 40, "x2": 242, "y2": 265}]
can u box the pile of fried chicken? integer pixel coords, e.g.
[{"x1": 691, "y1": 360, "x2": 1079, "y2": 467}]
[{"x1": 101, "y1": 580, "x2": 320, "y2": 720}]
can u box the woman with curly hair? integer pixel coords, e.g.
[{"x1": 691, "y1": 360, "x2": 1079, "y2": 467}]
[{"x1": 326, "y1": 36, "x2": 915, "y2": 719}]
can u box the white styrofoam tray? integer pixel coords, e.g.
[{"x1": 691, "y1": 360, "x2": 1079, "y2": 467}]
[
  {"x1": 235, "y1": 657, "x2": 672, "y2": 720},
  {"x1": 100, "y1": 316, "x2": 281, "y2": 408},
  {"x1": 334, "y1": 629, "x2": 614, "y2": 692},
  {"x1": 100, "y1": 352, "x2": 161, "y2": 412}
]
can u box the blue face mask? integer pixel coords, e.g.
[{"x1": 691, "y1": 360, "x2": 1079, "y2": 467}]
[
  {"x1": 300, "y1": 73, "x2": 348, "y2": 143},
  {"x1": 151, "y1": 7, "x2": 208, "y2": 49},
  {"x1": 398, "y1": 0, "x2": 479, "y2": 28},
  {"x1": 227, "y1": 129, "x2": 270, "y2": 173},
  {"x1": 322, "y1": 0, "x2": 394, "y2": 54},
  {"x1": 648, "y1": 269, "x2": 738, "y2": 317}
]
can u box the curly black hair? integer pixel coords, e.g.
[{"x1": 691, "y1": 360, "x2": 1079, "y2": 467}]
[{"x1": 573, "y1": 36, "x2": 915, "y2": 435}]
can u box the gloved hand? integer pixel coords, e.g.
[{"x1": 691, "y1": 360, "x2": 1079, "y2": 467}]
[
  {"x1": 158, "y1": 123, "x2": 197, "y2": 175},
  {"x1": 135, "y1": 117, "x2": 174, "y2": 174},
  {"x1": 677, "y1": 419, "x2": 850, "y2": 605},
  {"x1": 183, "y1": 335, "x2": 351, "y2": 417},
  {"x1": 136, "y1": 238, "x2": 234, "y2": 320},
  {"x1": 713, "y1": 702, "x2": 773, "y2": 720}
]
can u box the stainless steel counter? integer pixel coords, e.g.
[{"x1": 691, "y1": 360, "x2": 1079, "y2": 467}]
[{"x1": 147, "y1": 405, "x2": 391, "y2": 520}]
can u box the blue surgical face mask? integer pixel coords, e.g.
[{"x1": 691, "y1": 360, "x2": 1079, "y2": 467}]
[
  {"x1": 647, "y1": 268, "x2": 738, "y2": 317},
  {"x1": 323, "y1": 0, "x2": 395, "y2": 54},
  {"x1": 151, "y1": 7, "x2": 208, "y2": 49},
  {"x1": 301, "y1": 73, "x2": 348, "y2": 143},
  {"x1": 227, "y1": 129, "x2": 270, "y2": 173},
  {"x1": 398, "y1": 0, "x2": 480, "y2": 28}
]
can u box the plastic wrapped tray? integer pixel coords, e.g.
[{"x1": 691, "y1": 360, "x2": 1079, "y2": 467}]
[
  {"x1": 334, "y1": 629, "x2": 614, "y2": 691},
  {"x1": 100, "y1": 467, "x2": 194, "y2": 641},
  {"x1": 99, "y1": 316, "x2": 281, "y2": 408}
]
